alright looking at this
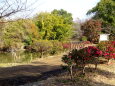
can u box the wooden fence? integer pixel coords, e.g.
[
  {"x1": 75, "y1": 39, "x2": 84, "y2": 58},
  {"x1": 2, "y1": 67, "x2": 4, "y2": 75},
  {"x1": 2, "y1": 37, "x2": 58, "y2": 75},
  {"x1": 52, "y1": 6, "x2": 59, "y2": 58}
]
[{"x1": 69, "y1": 41, "x2": 96, "y2": 50}]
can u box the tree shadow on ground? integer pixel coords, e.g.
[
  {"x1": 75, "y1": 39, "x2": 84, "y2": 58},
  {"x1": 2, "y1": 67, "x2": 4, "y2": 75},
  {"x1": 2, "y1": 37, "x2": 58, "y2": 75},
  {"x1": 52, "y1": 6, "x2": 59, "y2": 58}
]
[
  {"x1": 85, "y1": 67, "x2": 115, "y2": 79},
  {"x1": 89, "y1": 80, "x2": 115, "y2": 86},
  {"x1": 0, "y1": 62, "x2": 65, "y2": 86},
  {"x1": 0, "y1": 62, "x2": 114, "y2": 86},
  {"x1": 55, "y1": 67, "x2": 115, "y2": 86},
  {"x1": 71, "y1": 78, "x2": 115, "y2": 86}
]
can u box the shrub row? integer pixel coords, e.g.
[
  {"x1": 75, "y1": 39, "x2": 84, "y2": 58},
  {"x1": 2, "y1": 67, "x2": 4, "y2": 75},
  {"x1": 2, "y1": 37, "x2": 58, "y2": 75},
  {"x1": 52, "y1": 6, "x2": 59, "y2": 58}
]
[
  {"x1": 97, "y1": 41, "x2": 115, "y2": 61},
  {"x1": 62, "y1": 41, "x2": 115, "y2": 79},
  {"x1": 24, "y1": 40, "x2": 70, "y2": 57}
]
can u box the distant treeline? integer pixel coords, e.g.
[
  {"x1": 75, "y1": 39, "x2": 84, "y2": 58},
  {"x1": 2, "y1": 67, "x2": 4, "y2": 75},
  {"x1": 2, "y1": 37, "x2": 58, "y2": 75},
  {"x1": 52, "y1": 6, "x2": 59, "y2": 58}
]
[{"x1": 0, "y1": 9, "x2": 75, "y2": 54}]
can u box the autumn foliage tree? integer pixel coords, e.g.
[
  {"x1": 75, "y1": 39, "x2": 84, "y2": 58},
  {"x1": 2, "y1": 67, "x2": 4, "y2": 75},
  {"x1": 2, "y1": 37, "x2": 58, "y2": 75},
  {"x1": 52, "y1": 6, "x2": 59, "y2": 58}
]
[
  {"x1": 81, "y1": 19, "x2": 102, "y2": 43},
  {"x1": 22, "y1": 19, "x2": 40, "y2": 45}
]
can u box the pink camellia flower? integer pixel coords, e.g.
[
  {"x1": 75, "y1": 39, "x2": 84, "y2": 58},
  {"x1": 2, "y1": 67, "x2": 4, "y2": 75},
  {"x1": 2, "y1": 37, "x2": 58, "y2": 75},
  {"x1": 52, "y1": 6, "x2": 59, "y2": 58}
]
[
  {"x1": 113, "y1": 53, "x2": 115, "y2": 55},
  {"x1": 100, "y1": 51, "x2": 102, "y2": 54},
  {"x1": 95, "y1": 50, "x2": 102, "y2": 57},
  {"x1": 103, "y1": 52, "x2": 109, "y2": 56},
  {"x1": 87, "y1": 49, "x2": 91, "y2": 53}
]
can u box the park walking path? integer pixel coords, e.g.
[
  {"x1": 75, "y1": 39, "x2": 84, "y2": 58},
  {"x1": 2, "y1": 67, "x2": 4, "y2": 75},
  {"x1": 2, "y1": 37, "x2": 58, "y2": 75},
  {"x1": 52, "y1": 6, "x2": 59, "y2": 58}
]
[
  {"x1": 0, "y1": 53, "x2": 115, "y2": 86},
  {"x1": 0, "y1": 53, "x2": 65, "y2": 86}
]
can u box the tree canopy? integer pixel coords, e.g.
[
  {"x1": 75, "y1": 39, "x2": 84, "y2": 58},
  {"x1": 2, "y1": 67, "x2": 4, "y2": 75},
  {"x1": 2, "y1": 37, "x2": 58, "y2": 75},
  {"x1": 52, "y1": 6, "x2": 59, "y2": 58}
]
[
  {"x1": 87, "y1": 0, "x2": 115, "y2": 26},
  {"x1": 87, "y1": 0, "x2": 115, "y2": 40},
  {"x1": 51, "y1": 9, "x2": 73, "y2": 24},
  {"x1": 0, "y1": 9, "x2": 74, "y2": 52},
  {"x1": 81, "y1": 19, "x2": 102, "y2": 43},
  {"x1": 35, "y1": 10, "x2": 73, "y2": 41}
]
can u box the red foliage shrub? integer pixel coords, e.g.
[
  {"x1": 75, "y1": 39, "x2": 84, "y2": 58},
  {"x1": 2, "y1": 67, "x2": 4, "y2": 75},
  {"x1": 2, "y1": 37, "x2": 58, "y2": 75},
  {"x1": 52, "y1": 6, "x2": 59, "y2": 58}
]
[
  {"x1": 81, "y1": 19, "x2": 102, "y2": 43},
  {"x1": 97, "y1": 41, "x2": 115, "y2": 60},
  {"x1": 62, "y1": 46, "x2": 102, "y2": 73}
]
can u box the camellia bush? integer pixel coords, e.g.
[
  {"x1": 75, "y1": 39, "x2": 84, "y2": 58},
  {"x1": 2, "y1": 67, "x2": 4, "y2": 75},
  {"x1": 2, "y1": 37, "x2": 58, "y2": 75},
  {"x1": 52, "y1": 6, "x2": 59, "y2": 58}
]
[
  {"x1": 62, "y1": 46, "x2": 102, "y2": 78},
  {"x1": 97, "y1": 41, "x2": 115, "y2": 63}
]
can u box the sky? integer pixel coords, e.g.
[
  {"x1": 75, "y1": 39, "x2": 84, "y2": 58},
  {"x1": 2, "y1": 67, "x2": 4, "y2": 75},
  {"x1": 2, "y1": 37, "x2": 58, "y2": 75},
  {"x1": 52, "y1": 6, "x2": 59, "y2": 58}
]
[
  {"x1": 29, "y1": 0, "x2": 100, "y2": 21},
  {"x1": 0, "y1": 0, "x2": 100, "y2": 20}
]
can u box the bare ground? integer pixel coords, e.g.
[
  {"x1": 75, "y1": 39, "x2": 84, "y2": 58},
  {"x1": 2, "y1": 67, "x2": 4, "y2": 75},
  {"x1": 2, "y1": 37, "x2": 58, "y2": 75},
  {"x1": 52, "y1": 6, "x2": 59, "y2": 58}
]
[{"x1": 0, "y1": 53, "x2": 115, "y2": 86}]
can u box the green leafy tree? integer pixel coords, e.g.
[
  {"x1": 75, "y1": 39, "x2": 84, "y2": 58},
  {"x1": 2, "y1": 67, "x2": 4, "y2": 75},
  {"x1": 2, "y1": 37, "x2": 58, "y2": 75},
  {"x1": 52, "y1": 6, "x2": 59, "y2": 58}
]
[
  {"x1": 35, "y1": 12, "x2": 55, "y2": 40},
  {"x1": 87, "y1": 0, "x2": 115, "y2": 40},
  {"x1": 1, "y1": 19, "x2": 25, "y2": 51},
  {"x1": 35, "y1": 11, "x2": 73, "y2": 41},
  {"x1": 0, "y1": 19, "x2": 40, "y2": 52},
  {"x1": 51, "y1": 9, "x2": 73, "y2": 24}
]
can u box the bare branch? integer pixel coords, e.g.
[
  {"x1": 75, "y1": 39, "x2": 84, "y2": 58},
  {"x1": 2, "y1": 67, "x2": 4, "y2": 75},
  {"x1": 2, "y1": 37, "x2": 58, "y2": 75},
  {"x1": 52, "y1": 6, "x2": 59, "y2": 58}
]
[
  {"x1": 0, "y1": 0, "x2": 42, "y2": 23},
  {"x1": 0, "y1": 0, "x2": 29, "y2": 19}
]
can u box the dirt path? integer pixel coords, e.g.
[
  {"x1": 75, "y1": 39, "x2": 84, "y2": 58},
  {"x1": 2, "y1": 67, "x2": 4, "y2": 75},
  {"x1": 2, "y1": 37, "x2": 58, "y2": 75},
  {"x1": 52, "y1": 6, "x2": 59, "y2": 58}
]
[
  {"x1": 0, "y1": 53, "x2": 115, "y2": 86},
  {"x1": 22, "y1": 60, "x2": 115, "y2": 86},
  {"x1": 0, "y1": 53, "x2": 65, "y2": 86}
]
